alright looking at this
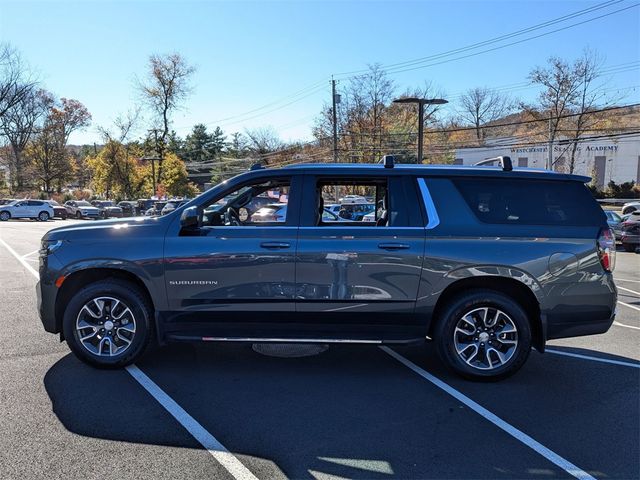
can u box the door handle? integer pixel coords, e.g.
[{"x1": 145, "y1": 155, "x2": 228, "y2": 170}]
[
  {"x1": 260, "y1": 242, "x2": 291, "y2": 249},
  {"x1": 378, "y1": 243, "x2": 410, "y2": 250}
]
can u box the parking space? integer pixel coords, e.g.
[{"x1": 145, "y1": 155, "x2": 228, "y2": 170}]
[{"x1": 1, "y1": 219, "x2": 638, "y2": 479}]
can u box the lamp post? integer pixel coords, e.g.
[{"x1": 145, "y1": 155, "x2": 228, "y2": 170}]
[{"x1": 393, "y1": 97, "x2": 448, "y2": 163}]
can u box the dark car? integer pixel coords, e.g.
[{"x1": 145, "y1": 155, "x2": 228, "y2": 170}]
[
  {"x1": 604, "y1": 210, "x2": 623, "y2": 241},
  {"x1": 117, "y1": 201, "x2": 137, "y2": 217},
  {"x1": 91, "y1": 200, "x2": 124, "y2": 219},
  {"x1": 620, "y1": 211, "x2": 640, "y2": 252},
  {"x1": 136, "y1": 199, "x2": 155, "y2": 216},
  {"x1": 44, "y1": 200, "x2": 68, "y2": 220},
  {"x1": 37, "y1": 157, "x2": 617, "y2": 381}
]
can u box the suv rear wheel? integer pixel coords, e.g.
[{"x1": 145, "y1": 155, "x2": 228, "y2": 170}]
[
  {"x1": 435, "y1": 289, "x2": 532, "y2": 381},
  {"x1": 62, "y1": 280, "x2": 153, "y2": 368}
]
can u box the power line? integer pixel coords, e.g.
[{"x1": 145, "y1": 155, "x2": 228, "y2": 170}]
[{"x1": 337, "y1": 1, "x2": 636, "y2": 78}]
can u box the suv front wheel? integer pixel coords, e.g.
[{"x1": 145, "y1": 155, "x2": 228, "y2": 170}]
[
  {"x1": 62, "y1": 280, "x2": 153, "y2": 368},
  {"x1": 435, "y1": 289, "x2": 532, "y2": 381}
]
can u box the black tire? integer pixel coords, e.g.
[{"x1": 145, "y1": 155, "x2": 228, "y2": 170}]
[
  {"x1": 75, "y1": 211, "x2": 82, "y2": 219},
  {"x1": 0, "y1": 211, "x2": 10, "y2": 221},
  {"x1": 435, "y1": 289, "x2": 532, "y2": 381},
  {"x1": 622, "y1": 243, "x2": 636, "y2": 253},
  {"x1": 62, "y1": 280, "x2": 154, "y2": 368},
  {"x1": 38, "y1": 211, "x2": 49, "y2": 222},
  {"x1": 61, "y1": 213, "x2": 67, "y2": 220}
]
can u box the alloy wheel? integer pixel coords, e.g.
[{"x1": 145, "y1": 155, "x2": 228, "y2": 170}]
[
  {"x1": 453, "y1": 307, "x2": 518, "y2": 371},
  {"x1": 75, "y1": 296, "x2": 137, "y2": 357}
]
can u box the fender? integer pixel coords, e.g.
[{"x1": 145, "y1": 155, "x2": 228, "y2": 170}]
[{"x1": 59, "y1": 258, "x2": 167, "y2": 311}]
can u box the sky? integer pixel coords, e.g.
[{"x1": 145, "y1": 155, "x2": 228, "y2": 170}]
[{"x1": 1, "y1": 0, "x2": 639, "y2": 146}]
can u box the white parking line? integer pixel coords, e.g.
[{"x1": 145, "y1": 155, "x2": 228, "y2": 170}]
[
  {"x1": 546, "y1": 349, "x2": 640, "y2": 368},
  {"x1": 614, "y1": 320, "x2": 640, "y2": 330},
  {"x1": 0, "y1": 236, "x2": 257, "y2": 480},
  {"x1": 126, "y1": 365, "x2": 258, "y2": 480},
  {"x1": 616, "y1": 277, "x2": 640, "y2": 283},
  {"x1": 0, "y1": 237, "x2": 39, "y2": 277},
  {"x1": 618, "y1": 286, "x2": 640, "y2": 296},
  {"x1": 21, "y1": 249, "x2": 40, "y2": 259},
  {"x1": 380, "y1": 347, "x2": 596, "y2": 480},
  {"x1": 617, "y1": 301, "x2": 640, "y2": 313}
]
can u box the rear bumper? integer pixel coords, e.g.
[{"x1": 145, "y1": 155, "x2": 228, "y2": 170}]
[{"x1": 543, "y1": 273, "x2": 617, "y2": 341}]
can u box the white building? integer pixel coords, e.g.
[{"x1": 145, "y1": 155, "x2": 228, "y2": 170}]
[{"x1": 453, "y1": 133, "x2": 640, "y2": 187}]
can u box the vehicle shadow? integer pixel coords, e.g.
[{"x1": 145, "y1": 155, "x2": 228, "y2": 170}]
[{"x1": 42, "y1": 343, "x2": 618, "y2": 479}]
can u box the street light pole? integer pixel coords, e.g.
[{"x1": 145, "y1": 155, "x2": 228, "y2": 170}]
[{"x1": 393, "y1": 97, "x2": 448, "y2": 163}]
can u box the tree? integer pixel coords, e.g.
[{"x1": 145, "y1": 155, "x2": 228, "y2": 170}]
[
  {"x1": 138, "y1": 53, "x2": 195, "y2": 181},
  {"x1": 25, "y1": 97, "x2": 91, "y2": 194},
  {"x1": 157, "y1": 152, "x2": 199, "y2": 197},
  {"x1": 458, "y1": 87, "x2": 513, "y2": 142},
  {"x1": 0, "y1": 44, "x2": 36, "y2": 120},
  {"x1": 529, "y1": 51, "x2": 617, "y2": 173},
  {"x1": 0, "y1": 89, "x2": 53, "y2": 190},
  {"x1": 183, "y1": 124, "x2": 226, "y2": 163}
]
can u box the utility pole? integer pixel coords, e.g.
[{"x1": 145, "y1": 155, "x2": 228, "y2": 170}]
[
  {"x1": 147, "y1": 129, "x2": 160, "y2": 196},
  {"x1": 331, "y1": 78, "x2": 338, "y2": 162},
  {"x1": 547, "y1": 111, "x2": 553, "y2": 171}
]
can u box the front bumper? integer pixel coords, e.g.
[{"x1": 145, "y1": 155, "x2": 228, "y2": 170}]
[{"x1": 37, "y1": 252, "x2": 63, "y2": 334}]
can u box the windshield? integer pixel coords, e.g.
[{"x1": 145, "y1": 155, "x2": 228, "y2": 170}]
[{"x1": 77, "y1": 201, "x2": 91, "y2": 206}]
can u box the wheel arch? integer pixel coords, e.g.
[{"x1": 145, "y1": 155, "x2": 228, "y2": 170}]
[
  {"x1": 429, "y1": 275, "x2": 545, "y2": 352},
  {"x1": 54, "y1": 267, "x2": 155, "y2": 338}
]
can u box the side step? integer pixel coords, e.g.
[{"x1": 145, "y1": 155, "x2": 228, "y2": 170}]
[{"x1": 165, "y1": 334, "x2": 425, "y2": 345}]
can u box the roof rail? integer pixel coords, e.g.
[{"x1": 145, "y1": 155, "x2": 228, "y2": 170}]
[
  {"x1": 473, "y1": 155, "x2": 513, "y2": 171},
  {"x1": 250, "y1": 162, "x2": 264, "y2": 171},
  {"x1": 379, "y1": 154, "x2": 395, "y2": 169}
]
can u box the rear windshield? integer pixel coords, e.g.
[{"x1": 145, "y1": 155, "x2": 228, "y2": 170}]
[{"x1": 453, "y1": 178, "x2": 605, "y2": 226}]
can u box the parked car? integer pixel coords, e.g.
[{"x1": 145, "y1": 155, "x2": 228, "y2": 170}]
[
  {"x1": 251, "y1": 203, "x2": 287, "y2": 222},
  {"x1": 621, "y1": 201, "x2": 640, "y2": 215},
  {"x1": 117, "y1": 201, "x2": 137, "y2": 217},
  {"x1": 44, "y1": 200, "x2": 68, "y2": 220},
  {"x1": 161, "y1": 200, "x2": 187, "y2": 216},
  {"x1": 145, "y1": 201, "x2": 167, "y2": 217},
  {"x1": 604, "y1": 210, "x2": 623, "y2": 240},
  {"x1": 37, "y1": 157, "x2": 617, "y2": 381},
  {"x1": 91, "y1": 200, "x2": 123, "y2": 218},
  {"x1": 0, "y1": 199, "x2": 53, "y2": 221},
  {"x1": 338, "y1": 202, "x2": 375, "y2": 221},
  {"x1": 620, "y1": 211, "x2": 640, "y2": 252},
  {"x1": 0, "y1": 198, "x2": 16, "y2": 206},
  {"x1": 136, "y1": 199, "x2": 156, "y2": 216},
  {"x1": 64, "y1": 200, "x2": 101, "y2": 219},
  {"x1": 324, "y1": 203, "x2": 341, "y2": 215}
]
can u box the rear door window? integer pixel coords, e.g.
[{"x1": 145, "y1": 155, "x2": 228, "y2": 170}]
[{"x1": 453, "y1": 178, "x2": 605, "y2": 226}]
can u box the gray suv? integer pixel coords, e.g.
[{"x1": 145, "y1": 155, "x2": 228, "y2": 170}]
[{"x1": 37, "y1": 158, "x2": 617, "y2": 380}]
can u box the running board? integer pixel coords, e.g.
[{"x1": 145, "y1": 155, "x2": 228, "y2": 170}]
[{"x1": 165, "y1": 334, "x2": 425, "y2": 345}]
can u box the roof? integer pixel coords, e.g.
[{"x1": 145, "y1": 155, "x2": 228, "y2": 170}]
[{"x1": 271, "y1": 162, "x2": 591, "y2": 183}]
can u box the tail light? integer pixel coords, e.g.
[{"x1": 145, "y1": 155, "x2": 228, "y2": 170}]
[{"x1": 597, "y1": 228, "x2": 616, "y2": 272}]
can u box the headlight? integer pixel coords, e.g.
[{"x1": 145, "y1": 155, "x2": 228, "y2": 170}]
[{"x1": 40, "y1": 239, "x2": 63, "y2": 256}]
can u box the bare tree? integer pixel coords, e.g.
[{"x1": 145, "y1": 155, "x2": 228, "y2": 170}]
[
  {"x1": 0, "y1": 89, "x2": 53, "y2": 190},
  {"x1": 26, "y1": 97, "x2": 91, "y2": 194},
  {"x1": 458, "y1": 87, "x2": 513, "y2": 142},
  {"x1": 245, "y1": 127, "x2": 284, "y2": 158},
  {"x1": 138, "y1": 53, "x2": 195, "y2": 180},
  {"x1": 0, "y1": 44, "x2": 37, "y2": 120}
]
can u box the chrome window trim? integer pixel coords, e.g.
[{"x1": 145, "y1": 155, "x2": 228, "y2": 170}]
[{"x1": 417, "y1": 178, "x2": 440, "y2": 229}]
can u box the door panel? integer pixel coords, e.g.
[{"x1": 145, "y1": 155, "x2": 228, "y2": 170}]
[
  {"x1": 295, "y1": 227, "x2": 425, "y2": 314},
  {"x1": 295, "y1": 174, "x2": 425, "y2": 318},
  {"x1": 164, "y1": 227, "x2": 298, "y2": 313}
]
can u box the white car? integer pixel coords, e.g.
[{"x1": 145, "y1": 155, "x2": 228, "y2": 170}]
[
  {"x1": 0, "y1": 199, "x2": 54, "y2": 221},
  {"x1": 64, "y1": 200, "x2": 102, "y2": 219},
  {"x1": 622, "y1": 201, "x2": 640, "y2": 215}
]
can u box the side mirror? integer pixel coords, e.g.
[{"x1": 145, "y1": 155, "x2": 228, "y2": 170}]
[{"x1": 180, "y1": 206, "x2": 199, "y2": 229}]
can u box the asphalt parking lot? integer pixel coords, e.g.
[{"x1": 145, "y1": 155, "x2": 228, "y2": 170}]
[{"x1": 0, "y1": 219, "x2": 638, "y2": 480}]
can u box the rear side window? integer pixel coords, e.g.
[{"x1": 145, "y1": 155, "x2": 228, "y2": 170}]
[{"x1": 453, "y1": 178, "x2": 605, "y2": 226}]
